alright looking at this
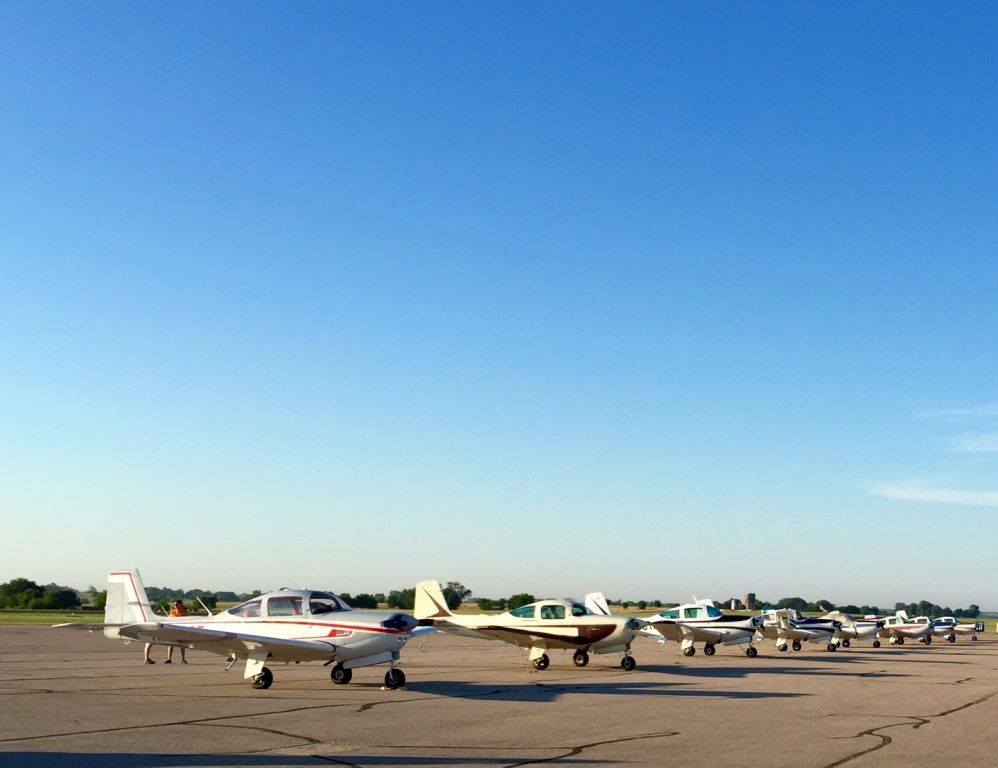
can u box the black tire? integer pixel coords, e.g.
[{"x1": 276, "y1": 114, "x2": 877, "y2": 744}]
[
  {"x1": 532, "y1": 654, "x2": 550, "y2": 671},
  {"x1": 778, "y1": 644, "x2": 788, "y2": 653},
  {"x1": 745, "y1": 646, "x2": 758, "y2": 658},
  {"x1": 683, "y1": 647, "x2": 695, "y2": 657},
  {"x1": 842, "y1": 639, "x2": 851, "y2": 648},
  {"x1": 384, "y1": 669, "x2": 405, "y2": 689},
  {"x1": 827, "y1": 643, "x2": 836, "y2": 652},
  {"x1": 620, "y1": 655, "x2": 636, "y2": 671},
  {"x1": 573, "y1": 651, "x2": 589, "y2": 667},
  {"x1": 704, "y1": 644, "x2": 716, "y2": 656},
  {"x1": 972, "y1": 635, "x2": 978, "y2": 641},
  {"x1": 925, "y1": 636, "x2": 931, "y2": 645},
  {"x1": 898, "y1": 638, "x2": 904, "y2": 645},
  {"x1": 330, "y1": 664, "x2": 353, "y2": 685},
  {"x1": 251, "y1": 667, "x2": 273, "y2": 690},
  {"x1": 873, "y1": 640, "x2": 881, "y2": 648},
  {"x1": 792, "y1": 640, "x2": 802, "y2": 652},
  {"x1": 948, "y1": 635, "x2": 956, "y2": 643}
]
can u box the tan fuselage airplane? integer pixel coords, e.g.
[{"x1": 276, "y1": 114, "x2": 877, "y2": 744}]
[{"x1": 414, "y1": 580, "x2": 642, "y2": 671}]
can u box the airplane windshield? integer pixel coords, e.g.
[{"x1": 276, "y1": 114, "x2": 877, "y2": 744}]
[
  {"x1": 658, "y1": 609, "x2": 680, "y2": 620},
  {"x1": 309, "y1": 592, "x2": 345, "y2": 614},
  {"x1": 508, "y1": 604, "x2": 535, "y2": 619},
  {"x1": 706, "y1": 606, "x2": 722, "y2": 618}
]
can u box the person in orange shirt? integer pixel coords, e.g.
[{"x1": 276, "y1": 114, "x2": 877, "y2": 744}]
[{"x1": 165, "y1": 600, "x2": 188, "y2": 664}]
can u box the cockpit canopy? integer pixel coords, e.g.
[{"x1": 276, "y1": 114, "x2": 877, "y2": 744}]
[
  {"x1": 225, "y1": 590, "x2": 349, "y2": 619},
  {"x1": 506, "y1": 600, "x2": 592, "y2": 620},
  {"x1": 657, "y1": 604, "x2": 723, "y2": 621}
]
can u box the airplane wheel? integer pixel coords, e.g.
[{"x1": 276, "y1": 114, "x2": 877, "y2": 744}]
[
  {"x1": 745, "y1": 646, "x2": 758, "y2": 658},
  {"x1": 827, "y1": 643, "x2": 836, "y2": 652},
  {"x1": 972, "y1": 635, "x2": 978, "y2": 641},
  {"x1": 330, "y1": 664, "x2": 353, "y2": 685},
  {"x1": 532, "y1": 654, "x2": 550, "y2": 671},
  {"x1": 842, "y1": 639, "x2": 851, "y2": 648},
  {"x1": 873, "y1": 640, "x2": 881, "y2": 648},
  {"x1": 898, "y1": 638, "x2": 904, "y2": 645},
  {"x1": 948, "y1": 635, "x2": 956, "y2": 643},
  {"x1": 384, "y1": 669, "x2": 406, "y2": 689},
  {"x1": 251, "y1": 667, "x2": 273, "y2": 690},
  {"x1": 792, "y1": 640, "x2": 802, "y2": 652},
  {"x1": 778, "y1": 644, "x2": 788, "y2": 653},
  {"x1": 572, "y1": 651, "x2": 589, "y2": 667},
  {"x1": 925, "y1": 636, "x2": 931, "y2": 645},
  {"x1": 620, "y1": 655, "x2": 636, "y2": 671},
  {"x1": 683, "y1": 647, "x2": 695, "y2": 657},
  {"x1": 704, "y1": 644, "x2": 716, "y2": 656}
]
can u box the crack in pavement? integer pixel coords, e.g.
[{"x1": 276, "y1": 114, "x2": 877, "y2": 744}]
[
  {"x1": 502, "y1": 730, "x2": 680, "y2": 768},
  {"x1": 201, "y1": 720, "x2": 323, "y2": 747},
  {"x1": 823, "y1": 688, "x2": 998, "y2": 767}
]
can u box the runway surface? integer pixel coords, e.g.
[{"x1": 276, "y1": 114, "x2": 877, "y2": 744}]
[{"x1": 1, "y1": 626, "x2": 996, "y2": 767}]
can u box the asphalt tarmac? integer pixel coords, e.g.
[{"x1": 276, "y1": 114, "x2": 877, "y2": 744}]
[{"x1": 1, "y1": 626, "x2": 996, "y2": 767}]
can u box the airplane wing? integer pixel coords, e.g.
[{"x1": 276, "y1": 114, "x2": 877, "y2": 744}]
[
  {"x1": 649, "y1": 622, "x2": 725, "y2": 644},
  {"x1": 117, "y1": 622, "x2": 339, "y2": 662}
]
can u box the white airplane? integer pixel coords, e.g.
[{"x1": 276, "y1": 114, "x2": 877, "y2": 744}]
[
  {"x1": 60, "y1": 570, "x2": 418, "y2": 689},
  {"x1": 932, "y1": 616, "x2": 983, "y2": 643},
  {"x1": 414, "y1": 580, "x2": 643, "y2": 671},
  {"x1": 587, "y1": 595, "x2": 762, "y2": 658},
  {"x1": 821, "y1": 611, "x2": 885, "y2": 648},
  {"x1": 880, "y1": 611, "x2": 935, "y2": 645},
  {"x1": 757, "y1": 608, "x2": 843, "y2": 652}
]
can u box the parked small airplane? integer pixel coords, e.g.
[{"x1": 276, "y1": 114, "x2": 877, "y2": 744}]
[
  {"x1": 932, "y1": 616, "x2": 982, "y2": 643},
  {"x1": 821, "y1": 611, "x2": 885, "y2": 648},
  {"x1": 757, "y1": 608, "x2": 843, "y2": 652},
  {"x1": 60, "y1": 570, "x2": 418, "y2": 689},
  {"x1": 880, "y1": 611, "x2": 935, "y2": 645},
  {"x1": 414, "y1": 580, "x2": 642, "y2": 671},
  {"x1": 587, "y1": 595, "x2": 762, "y2": 658}
]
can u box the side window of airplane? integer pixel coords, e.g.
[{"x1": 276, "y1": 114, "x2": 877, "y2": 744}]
[
  {"x1": 228, "y1": 599, "x2": 262, "y2": 618},
  {"x1": 267, "y1": 596, "x2": 303, "y2": 617},
  {"x1": 684, "y1": 607, "x2": 703, "y2": 619},
  {"x1": 509, "y1": 605, "x2": 536, "y2": 619},
  {"x1": 540, "y1": 605, "x2": 566, "y2": 620}
]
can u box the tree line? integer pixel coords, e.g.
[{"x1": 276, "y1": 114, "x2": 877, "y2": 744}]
[{"x1": 0, "y1": 577, "x2": 983, "y2": 619}]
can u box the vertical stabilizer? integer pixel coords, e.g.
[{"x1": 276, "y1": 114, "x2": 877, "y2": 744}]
[
  {"x1": 584, "y1": 592, "x2": 612, "y2": 616},
  {"x1": 414, "y1": 580, "x2": 452, "y2": 620},
  {"x1": 104, "y1": 570, "x2": 153, "y2": 637}
]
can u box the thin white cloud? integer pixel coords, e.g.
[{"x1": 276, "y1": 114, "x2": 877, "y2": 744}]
[
  {"x1": 871, "y1": 483, "x2": 998, "y2": 508},
  {"x1": 949, "y1": 432, "x2": 998, "y2": 454},
  {"x1": 920, "y1": 402, "x2": 998, "y2": 423}
]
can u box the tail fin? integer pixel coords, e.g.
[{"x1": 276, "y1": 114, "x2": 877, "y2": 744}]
[
  {"x1": 584, "y1": 592, "x2": 612, "y2": 616},
  {"x1": 414, "y1": 580, "x2": 452, "y2": 620},
  {"x1": 104, "y1": 570, "x2": 154, "y2": 637}
]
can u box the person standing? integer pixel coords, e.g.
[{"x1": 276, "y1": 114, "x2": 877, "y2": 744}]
[{"x1": 165, "y1": 600, "x2": 188, "y2": 664}]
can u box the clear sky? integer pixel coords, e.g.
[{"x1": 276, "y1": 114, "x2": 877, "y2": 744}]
[{"x1": 2, "y1": 3, "x2": 996, "y2": 609}]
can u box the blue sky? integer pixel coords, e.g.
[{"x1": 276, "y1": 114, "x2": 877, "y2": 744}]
[{"x1": 2, "y1": 4, "x2": 996, "y2": 609}]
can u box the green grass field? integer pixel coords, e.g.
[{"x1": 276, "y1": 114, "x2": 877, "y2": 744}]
[{"x1": 0, "y1": 610, "x2": 102, "y2": 626}]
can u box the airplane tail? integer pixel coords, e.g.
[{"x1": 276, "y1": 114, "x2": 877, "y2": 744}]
[
  {"x1": 104, "y1": 570, "x2": 154, "y2": 636},
  {"x1": 584, "y1": 592, "x2": 612, "y2": 616},
  {"x1": 414, "y1": 580, "x2": 453, "y2": 621}
]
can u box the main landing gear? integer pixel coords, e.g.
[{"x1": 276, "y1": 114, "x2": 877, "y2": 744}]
[
  {"x1": 251, "y1": 667, "x2": 273, "y2": 689},
  {"x1": 841, "y1": 639, "x2": 851, "y2": 648},
  {"x1": 573, "y1": 651, "x2": 589, "y2": 667},
  {"x1": 826, "y1": 643, "x2": 837, "y2": 652},
  {"x1": 745, "y1": 646, "x2": 758, "y2": 658},
  {"x1": 873, "y1": 639, "x2": 881, "y2": 648},
  {"x1": 532, "y1": 654, "x2": 550, "y2": 670},
  {"x1": 331, "y1": 663, "x2": 353, "y2": 685},
  {"x1": 620, "y1": 654, "x2": 636, "y2": 671},
  {"x1": 683, "y1": 646, "x2": 696, "y2": 657},
  {"x1": 947, "y1": 635, "x2": 956, "y2": 643},
  {"x1": 383, "y1": 668, "x2": 406, "y2": 690},
  {"x1": 704, "y1": 644, "x2": 716, "y2": 656}
]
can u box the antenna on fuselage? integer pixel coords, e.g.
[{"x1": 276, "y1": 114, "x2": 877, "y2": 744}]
[{"x1": 195, "y1": 595, "x2": 214, "y2": 617}]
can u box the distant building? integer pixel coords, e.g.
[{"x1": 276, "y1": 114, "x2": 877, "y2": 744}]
[
  {"x1": 730, "y1": 599, "x2": 739, "y2": 611},
  {"x1": 744, "y1": 592, "x2": 756, "y2": 610}
]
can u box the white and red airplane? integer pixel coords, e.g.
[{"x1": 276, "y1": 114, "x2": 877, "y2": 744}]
[
  {"x1": 880, "y1": 611, "x2": 935, "y2": 645},
  {"x1": 61, "y1": 570, "x2": 418, "y2": 689}
]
